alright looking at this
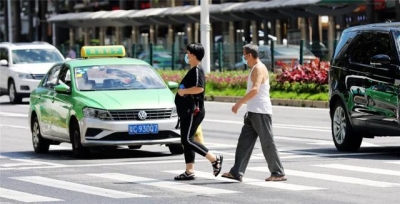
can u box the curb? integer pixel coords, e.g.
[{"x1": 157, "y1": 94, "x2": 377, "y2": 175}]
[{"x1": 205, "y1": 96, "x2": 329, "y2": 109}]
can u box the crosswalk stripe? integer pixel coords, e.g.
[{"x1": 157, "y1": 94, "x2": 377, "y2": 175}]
[
  {"x1": 88, "y1": 173, "x2": 239, "y2": 195},
  {"x1": 314, "y1": 164, "x2": 400, "y2": 176},
  {"x1": 0, "y1": 187, "x2": 62, "y2": 202},
  {"x1": 164, "y1": 170, "x2": 324, "y2": 191},
  {"x1": 248, "y1": 167, "x2": 400, "y2": 188},
  {"x1": 12, "y1": 176, "x2": 147, "y2": 198}
]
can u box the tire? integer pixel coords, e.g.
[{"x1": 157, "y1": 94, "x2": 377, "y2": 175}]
[
  {"x1": 70, "y1": 121, "x2": 90, "y2": 158},
  {"x1": 168, "y1": 145, "x2": 184, "y2": 155},
  {"x1": 128, "y1": 145, "x2": 142, "y2": 150},
  {"x1": 8, "y1": 80, "x2": 22, "y2": 104},
  {"x1": 331, "y1": 101, "x2": 362, "y2": 151},
  {"x1": 31, "y1": 116, "x2": 50, "y2": 153}
]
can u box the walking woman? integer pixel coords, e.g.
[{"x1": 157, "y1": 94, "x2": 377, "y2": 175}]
[{"x1": 174, "y1": 43, "x2": 223, "y2": 180}]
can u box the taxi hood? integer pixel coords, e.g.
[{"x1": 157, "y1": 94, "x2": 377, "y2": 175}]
[{"x1": 76, "y1": 88, "x2": 176, "y2": 110}]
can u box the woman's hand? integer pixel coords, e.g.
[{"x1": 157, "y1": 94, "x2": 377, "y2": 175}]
[{"x1": 178, "y1": 89, "x2": 186, "y2": 96}]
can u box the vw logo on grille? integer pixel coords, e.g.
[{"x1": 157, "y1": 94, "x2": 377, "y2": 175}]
[{"x1": 137, "y1": 110, "x2": 147, "y2": 120}]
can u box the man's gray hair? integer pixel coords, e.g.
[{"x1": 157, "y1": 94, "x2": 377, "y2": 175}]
[{"x1": 243, "y1": 44, "x2": 259, "y2": 58}]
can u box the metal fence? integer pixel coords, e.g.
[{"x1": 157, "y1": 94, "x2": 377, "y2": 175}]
[{"x1": 57, "y1": 40, "x2": 337, "y2": 72}]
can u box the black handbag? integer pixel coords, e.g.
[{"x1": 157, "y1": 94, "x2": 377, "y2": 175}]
[{"x1": 174, "y1": 94, "x2": 196, "y2": 118}]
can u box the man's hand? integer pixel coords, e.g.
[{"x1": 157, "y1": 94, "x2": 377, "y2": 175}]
[
  {"x1": 232, "y1": 102, "x2": 243, "y2": 114},
  {"x1": 178, "y1": 89, "x2": 186, "y2": 96}
]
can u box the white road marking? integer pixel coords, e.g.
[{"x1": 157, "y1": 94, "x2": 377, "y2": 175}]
[
  {"x1": 164, "y1": 170, "x2": 324, "y2": 191},
  {"x1": 314, "y1": 164, "x2": 400, "y2": 176},
  {"x1": 204, "y1": 101, "x2": 328, "y2": 111},
  {"x1": 0, "y1": 112, "x2": 28, "y2": 118},
  {"x1": 12, "y1": 176, "x2": 147, "y2": 198},
  {"x1": 1, "y1": 150, "x2": 398, "y2": 171},
  {"x1": 0, "y1": 112, "x2": 332, "y2": 132},
  {"x1": 88, "y1": 173, "x2": 239, "y2": 195},
  {"x1": 248, "y1": 167, "x2": 400, "y2": 188},
  {"x1": 0, "y1": 124, "x2": 29, "y2": 129},
  {"x1": 10, "y1": 159, "x2": 66, "y2": 167},
  {"x1": 1, "y1": 162, "x2": 43, "y2": 168},
  {"x1": 386, "y1": 161, "x2": 400, "y2": 164},
  {"x1": 0, "y1": 187, "x2": 62, "y2": 202},
  {"x1": 204, "y1": 119, "x2": 331, "y2": 132}
]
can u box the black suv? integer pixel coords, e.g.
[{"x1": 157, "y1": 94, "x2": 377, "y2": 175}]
[{"x1": 329, "y1": 22, "x2": 400, "y2": 151}]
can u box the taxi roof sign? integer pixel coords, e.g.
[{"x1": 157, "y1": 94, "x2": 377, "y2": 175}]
[{"x1": 80, "y1": 45, "x2": 126, "y2": 58}]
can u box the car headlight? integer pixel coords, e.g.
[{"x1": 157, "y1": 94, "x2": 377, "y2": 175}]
[
  {"x1": 83, "y1": 107, "x2": 112, "y2": 120},
  {"x1": 171, "y1": 107, "x2": 177, "y2": 117},
  {"x1": 18, "y1": 73, "x2": 33, "y2": 79}
]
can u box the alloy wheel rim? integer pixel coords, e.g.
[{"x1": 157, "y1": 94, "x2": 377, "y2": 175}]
[
  {"x1": 333, "y1": 106, "x2": 346, "y2": 144},
  {"x1": 32, "y1": 121, "x2": 39, "y2": 148},
  {"x1": 9, "y1": 83, "x2": 15, "y2": 102}
]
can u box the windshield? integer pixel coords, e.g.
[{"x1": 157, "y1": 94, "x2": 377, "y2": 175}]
[
  {"x1": 74, "y1": 64, "x2": 167, "y2": 91},
  {"x1": 12, "y1": 49, "x2": 64, "y2": 64},
  {"x1": 274, "y1": 47, "x2": 314, "y2": 56}
]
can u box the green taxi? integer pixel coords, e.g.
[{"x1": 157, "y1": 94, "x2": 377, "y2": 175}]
[{"x1": 28, "y1": 45, "x2": 182, "y2": 158}]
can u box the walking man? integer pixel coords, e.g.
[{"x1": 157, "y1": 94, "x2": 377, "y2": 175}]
[{"x1": 221, "y1": 44, "x2": 286, "y2": 182}]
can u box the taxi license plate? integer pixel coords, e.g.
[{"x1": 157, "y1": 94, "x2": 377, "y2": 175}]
[{"x1": 128, "y1": 124, "x2": 158, "y2": 135}]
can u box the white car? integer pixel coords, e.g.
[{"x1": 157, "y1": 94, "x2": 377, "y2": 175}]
[{"x1": 0, "y1": 42, "x2": 65, "y2": 104}]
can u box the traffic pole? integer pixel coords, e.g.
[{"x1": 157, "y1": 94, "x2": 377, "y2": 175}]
[
  {"x1": 200, "y1": 0, "x2": 211, "y2": 74},
  {"x1": 7, "y1": 0, "x2": 12, "y2": 42}
]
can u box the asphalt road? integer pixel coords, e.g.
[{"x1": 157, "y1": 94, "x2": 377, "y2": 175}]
[{"x1": 0, "y1": 96, "x2": 399, "y2": 204}]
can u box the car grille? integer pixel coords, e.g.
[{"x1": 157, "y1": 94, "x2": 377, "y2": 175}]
[
  {"x1": 108, "y1": 109, "x2": 172, "y2": 121},
  {"x1": 32, "y1": 74, "x2": 45, "y2": 80}
]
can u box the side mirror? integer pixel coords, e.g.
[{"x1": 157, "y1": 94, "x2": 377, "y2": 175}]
[
  {"x1": 0, "y1": 59, "x2": 8, "y2": 66},
  {"x1": 166, "y1": 81, "x2": 178, "y2": 90},
  {"x1": 370, "y1": 54, "x2": 391, "y2": 66},
  {"x1": 54, "y1": 84, "x2": 70, "y2": 94}
]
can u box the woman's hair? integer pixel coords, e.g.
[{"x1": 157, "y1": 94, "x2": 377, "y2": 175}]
[{"x1": 187, "y1": 43, "x2": 205, "y2": 61}]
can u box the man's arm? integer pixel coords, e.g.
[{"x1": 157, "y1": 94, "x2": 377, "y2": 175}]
[{"x1": 237, "y1": 66, "x2": 264, "y2": 105}]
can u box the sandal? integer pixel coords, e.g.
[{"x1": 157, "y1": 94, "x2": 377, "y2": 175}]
[
  {"x1": 211, "y1": 155, "x2": 223, "y2": 177},
  {"x1": 221, "y1": 172, "x2": 242, "y2": 182},
  {"x1": 174, "y1": 171, "x2": 195, "y2": 180},
  {"x1": 265, "y1": 176, "x2": 287, "y2": 182}
]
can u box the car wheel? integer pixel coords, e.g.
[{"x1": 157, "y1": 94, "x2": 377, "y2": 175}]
[
  {"x1": 31, "y1": 116, "x2": 50, "y2": 153},
  {"x1": 8, "y1": 80, "x2": 22, "y2": 104},
  {"x1": 332, "y1": 101, "x2": 362, "y2": 151},
  {"x1": 70, "y1": 121, "x2": 90, "y2": 158},
  {"x1": 168, "y1": 145, "x2": 184, "y2": 155},
  {"x1": 128, "y1": 145, "x2": 142, "y2": 150}
]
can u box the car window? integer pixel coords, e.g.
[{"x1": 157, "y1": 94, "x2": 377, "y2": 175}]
[
  {"x1": 0, "y1": 47, "x2": 9, "y2": 62},
  {"x1": 350, "y1": 32, "x2": 376, "y2": 64},
  {"x1": 333, "y1": 31, "x2": 356, "y2": 59},
  {"x1": 11, "y1": 49, "x2": 64, "y2": 64},
  {"x1": 43, "y1": 65, "x2": 62, "y2": 89},
  {"x1": 74, "y1": 64, "x2": 167, "y2": 91},
  {"x1": 57, "y1": 65, "x2": 71, "y2": 87}
]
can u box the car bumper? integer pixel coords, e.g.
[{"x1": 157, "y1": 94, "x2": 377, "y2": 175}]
[
  {"x1": 79, "y1": 117, "x2": 181, "y2": 147},
  {"x1": 15, "y1": 79, "x2": 40, "y2": 94}
]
